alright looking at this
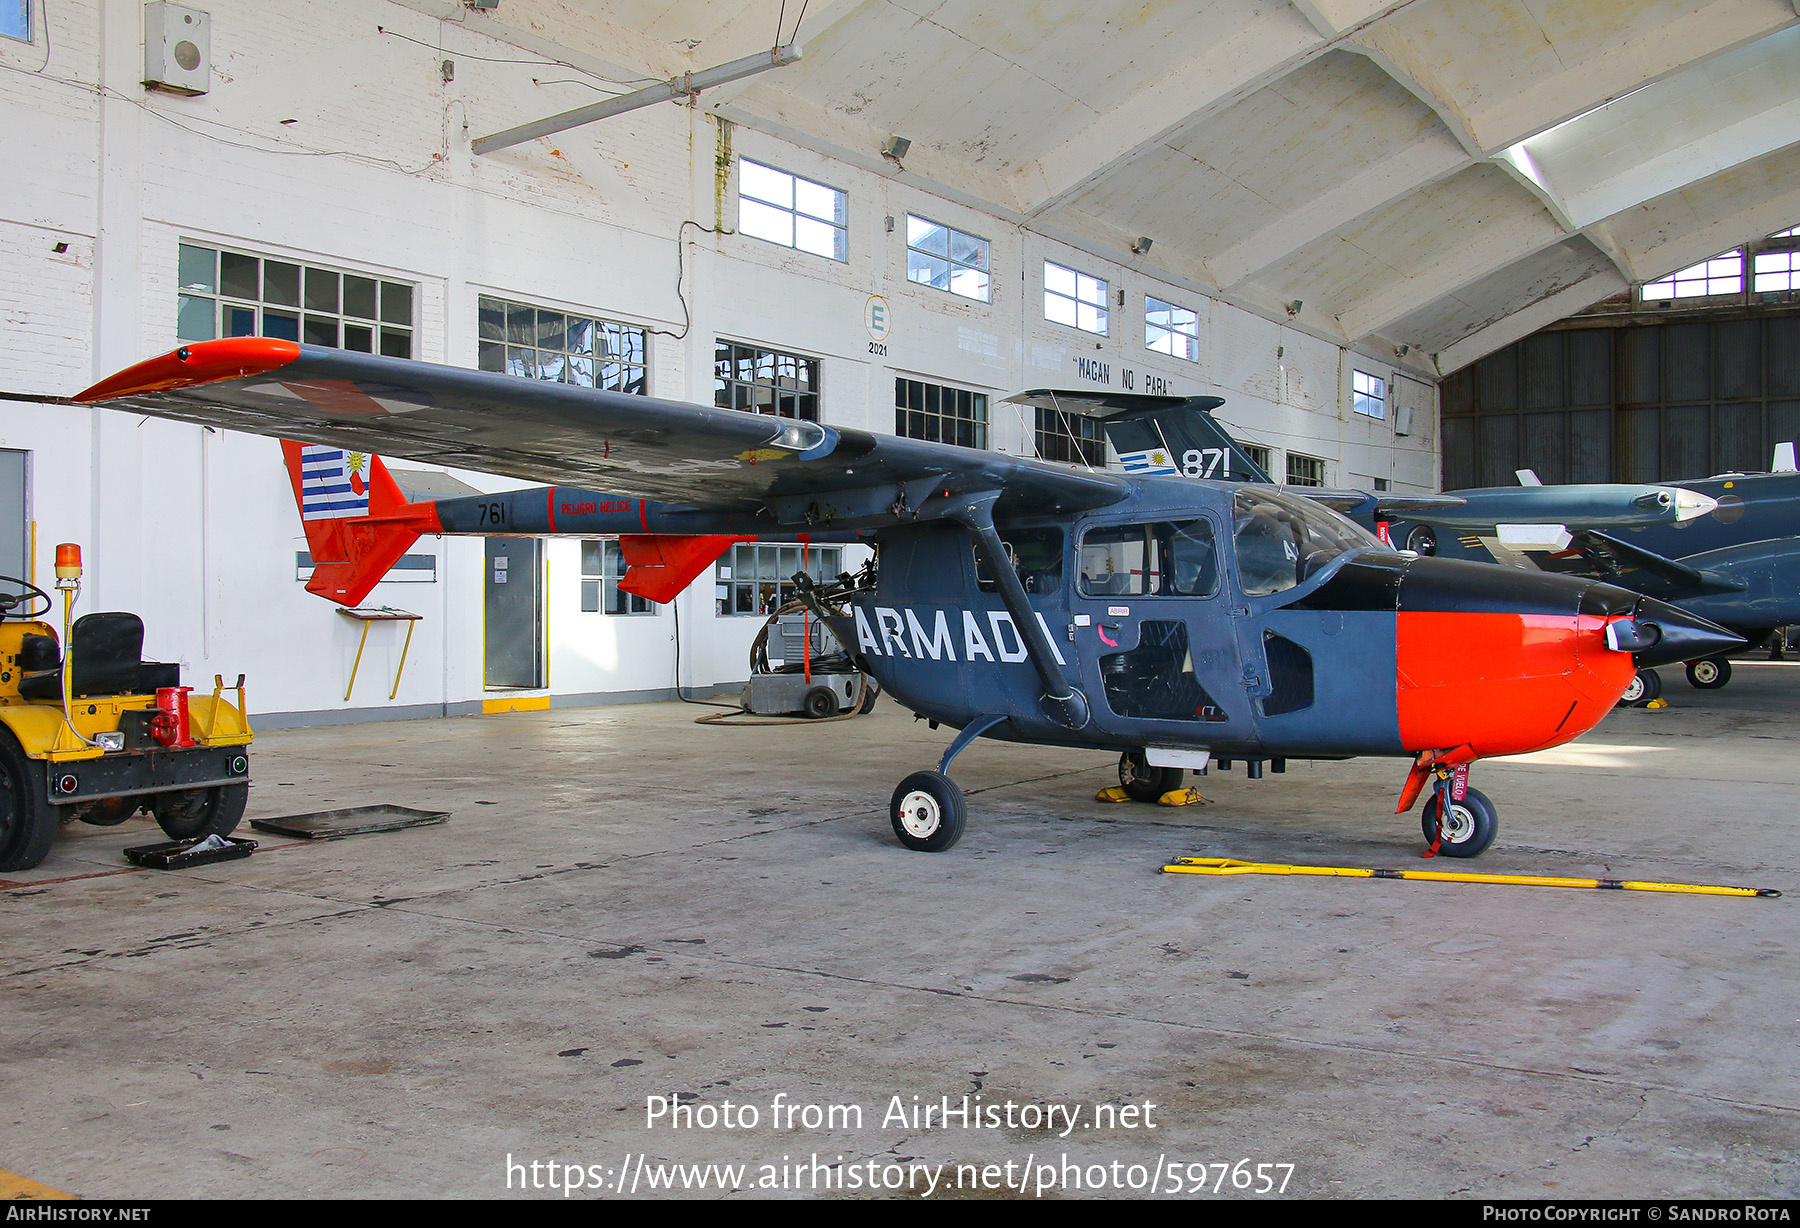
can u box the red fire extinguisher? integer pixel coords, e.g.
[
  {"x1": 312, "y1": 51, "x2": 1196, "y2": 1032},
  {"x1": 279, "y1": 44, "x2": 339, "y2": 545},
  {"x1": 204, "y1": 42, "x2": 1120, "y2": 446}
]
[{"x1": 150, "y1": 686, "x2": 195, "y2": 748}]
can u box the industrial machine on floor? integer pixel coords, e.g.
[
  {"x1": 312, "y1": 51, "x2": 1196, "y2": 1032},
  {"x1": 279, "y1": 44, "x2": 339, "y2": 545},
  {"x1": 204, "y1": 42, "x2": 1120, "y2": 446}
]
[
  {"x1": 0, "y1": 544, "x2": 252, "y2": 872},
  {"x1": 740, "y1": 604, "x2": 877, "y2": 719},
  {"x1": 73, "y1": 340, "x2": 1739, "y2": 858}
]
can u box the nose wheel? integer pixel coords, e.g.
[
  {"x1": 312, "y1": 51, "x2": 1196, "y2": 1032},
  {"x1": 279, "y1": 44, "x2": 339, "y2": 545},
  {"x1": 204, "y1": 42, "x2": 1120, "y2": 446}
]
[{"x1": 1422, "y1": 786, "x2": 1497, "y2": 858}]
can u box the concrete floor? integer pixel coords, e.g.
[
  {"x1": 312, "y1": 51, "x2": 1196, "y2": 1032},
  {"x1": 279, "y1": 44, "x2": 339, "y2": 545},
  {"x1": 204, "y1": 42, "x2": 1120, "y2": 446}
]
[{"x1": 3, "y1": 663, "x2": 1797, "y2": 1200}]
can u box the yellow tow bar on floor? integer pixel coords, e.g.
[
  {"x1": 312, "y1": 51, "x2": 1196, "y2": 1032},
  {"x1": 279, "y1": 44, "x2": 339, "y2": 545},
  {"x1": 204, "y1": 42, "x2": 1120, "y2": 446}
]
[{"x1": 1162, "y1": 857, "x2": 1781, "y2": 898}]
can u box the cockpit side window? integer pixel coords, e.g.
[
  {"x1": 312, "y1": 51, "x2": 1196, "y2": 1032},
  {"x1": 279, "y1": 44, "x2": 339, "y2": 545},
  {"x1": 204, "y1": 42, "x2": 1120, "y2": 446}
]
[
  {"x1": 1078, "y1": 520, "x2": 1219, "y2": 598},
  {"x1": 974, "y1": 526, "x2": 1064, "y2": 595},
  {"x1": 1232, "y1": 488, "x2": 1376, "y2": 597}
]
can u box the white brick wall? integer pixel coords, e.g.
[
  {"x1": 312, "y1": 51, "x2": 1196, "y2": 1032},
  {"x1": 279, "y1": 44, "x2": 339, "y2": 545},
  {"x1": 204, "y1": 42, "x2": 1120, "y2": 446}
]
[{"x1": 0, "y1": 0, "x2": 1440, "y2": 723}]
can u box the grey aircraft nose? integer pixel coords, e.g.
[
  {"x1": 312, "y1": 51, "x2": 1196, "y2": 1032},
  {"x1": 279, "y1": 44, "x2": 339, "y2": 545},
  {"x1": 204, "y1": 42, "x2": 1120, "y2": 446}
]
[{"x1": 1626, "y1": 596, "x2": 1744, "y2": 668}]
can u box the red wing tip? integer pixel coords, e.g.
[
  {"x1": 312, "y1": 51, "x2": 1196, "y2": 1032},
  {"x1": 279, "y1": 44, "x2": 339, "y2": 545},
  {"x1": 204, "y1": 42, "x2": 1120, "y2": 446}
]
[{"x1": 74, "y1": 338, "x2": 302, "y2": 403}]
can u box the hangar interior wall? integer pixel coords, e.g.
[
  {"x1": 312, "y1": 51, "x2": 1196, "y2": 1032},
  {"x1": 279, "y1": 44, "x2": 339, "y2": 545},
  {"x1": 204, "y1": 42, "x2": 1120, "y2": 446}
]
[{"x1": 0, "y1": 0, "x2": 1440, "y2": 725}]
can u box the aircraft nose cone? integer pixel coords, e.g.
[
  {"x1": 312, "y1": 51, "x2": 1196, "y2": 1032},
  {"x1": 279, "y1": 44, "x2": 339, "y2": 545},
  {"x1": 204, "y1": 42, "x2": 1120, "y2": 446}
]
[
  {"x1": 1674, "y1": 488, "x2": 1718, "y2": 522},
  {"x1": 1624, "y1": 596, "x2": 1744, "y2": 667}
]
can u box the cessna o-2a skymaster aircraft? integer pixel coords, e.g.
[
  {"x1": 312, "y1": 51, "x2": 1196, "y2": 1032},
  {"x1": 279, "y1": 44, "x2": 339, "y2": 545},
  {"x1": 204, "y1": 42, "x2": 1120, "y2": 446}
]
[{"x1": 75, "y1": 338, "x2": 1740, "y2": 858}]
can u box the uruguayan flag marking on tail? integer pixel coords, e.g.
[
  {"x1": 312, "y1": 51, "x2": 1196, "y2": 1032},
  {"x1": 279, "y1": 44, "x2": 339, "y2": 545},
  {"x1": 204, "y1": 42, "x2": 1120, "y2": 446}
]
[
  {"x1": 1117, "y1": 448, "x2": 1178, "y2": 475},
  {"x1": 299, "y1": 445, "x2": 368, "y2": 520}
]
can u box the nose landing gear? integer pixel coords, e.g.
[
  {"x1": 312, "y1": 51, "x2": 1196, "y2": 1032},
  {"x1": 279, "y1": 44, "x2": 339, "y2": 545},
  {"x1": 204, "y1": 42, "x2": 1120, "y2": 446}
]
[{"x1": 1422, "y1": 786, "x2": 1497, "y2": 858}]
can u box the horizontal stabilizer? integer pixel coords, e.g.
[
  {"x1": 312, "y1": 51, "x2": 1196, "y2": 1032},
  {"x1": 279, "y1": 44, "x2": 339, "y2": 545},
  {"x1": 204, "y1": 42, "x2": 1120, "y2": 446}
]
[{"x1": 617, "y1": 534, "x2": 747, "y2": 604}]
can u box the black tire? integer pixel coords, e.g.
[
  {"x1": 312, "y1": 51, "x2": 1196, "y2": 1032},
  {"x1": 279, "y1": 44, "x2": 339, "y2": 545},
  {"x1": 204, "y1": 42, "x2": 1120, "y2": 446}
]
[
  {"x1": 1618, "y1": 668, "x2": 1661, "y2": 707},
  {"x1": 802, "y1": 686, "x2": 840, "y2": 719},
  {"x1": 857, "y1": 678, "x2": 881, "y2": 714},
  {"x1": 1118, "y1": 751, "x2": 1183, "y2": 803},
  {"x1": 0, "y1": 728, "x2": 58, "y2": 872},
  {"x1": 889, "y1": 770, "x2": 966, "y2": 852},
  {"x1": 1421, "y1": 786, "x2": 1497, "y2": 858},
  {"x1": 1686, "y1": 658, "x2": 1732, "y2": 689},
  {"x1": 151, "y1": 783, "x2": 248, "y2": 842}
]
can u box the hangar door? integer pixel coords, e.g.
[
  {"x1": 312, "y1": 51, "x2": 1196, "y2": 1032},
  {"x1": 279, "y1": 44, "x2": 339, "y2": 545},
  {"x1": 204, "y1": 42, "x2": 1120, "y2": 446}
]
[
  {"x1": 1440, "y1": 316, "x2": 1800, "y2": 487},
  {"x1": 484, "y1": 538, "x2": 542, "y2": 689}
]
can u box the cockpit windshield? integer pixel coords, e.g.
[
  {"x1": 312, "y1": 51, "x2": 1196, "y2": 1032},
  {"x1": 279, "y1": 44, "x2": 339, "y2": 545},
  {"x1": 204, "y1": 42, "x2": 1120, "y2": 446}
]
[{"x1": 1232, "y1": 488, "x2": 1380, "y2": 597}]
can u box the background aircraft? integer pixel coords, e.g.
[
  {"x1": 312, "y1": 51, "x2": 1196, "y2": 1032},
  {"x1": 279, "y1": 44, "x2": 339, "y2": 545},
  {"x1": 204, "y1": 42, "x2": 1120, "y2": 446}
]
[
  {"x1": 76, "y1": 339, "x2": 1739, "y2": 858},
  {"x1": 1379, "y1": 452, "x2": 1800, "y2": 696}
]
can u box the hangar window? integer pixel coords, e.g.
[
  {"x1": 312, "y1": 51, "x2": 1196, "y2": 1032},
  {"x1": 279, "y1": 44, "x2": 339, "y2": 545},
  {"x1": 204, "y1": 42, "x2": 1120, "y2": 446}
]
[
  {"x1": 738, "y1": 159, "x2": 847, "y2": 262},
  {"x1": 176, "y1": 243, "x2": 413, "y2": 356},
  {"x1": 1753, "y1": 249, "x2": 1800, "y2": 293},
  {"x1": 1351, "y1": 370, "x2": 1386, "y2": 420},
  {"x1": 580, "y1": 541, "x2": 652, "y2": 615},
  {"x1": 1044, "y1": 261, "x2": 1108, "y2": 335},
  {"x1": 478, "y1": 297, "x2": 646, "y2": 393},
  {"x1": 1241, "y1": 444, "x2": 1273, "y2": 476},
  {"x1": 1035, "y1": 407, "x2": 1106, "y2": 466},
  {"x1": 717, "y1": 543, "x2": 843, "y2": 616},
  {"x1": 1285, "y1": 453, "x2": 1327, "y2": 487},
  {"x1": 906, "y1": 216, "x2": 990, "y2": 302},
  {"x1": 896, "y1": 378, "x2": 986, "y2": 449},
  {"x1": 1641, "y1": 251, "x2": 1743, "y2": 300},
  {"x1": 716, "y1": 342, "x2": 820, "y2": 421},
  {"x1": 1, "y1": 0, "x2": 28, "y2": 41},
  {"x1": 1145, "y1": 297, "x2": 1198, "y2": 361}
]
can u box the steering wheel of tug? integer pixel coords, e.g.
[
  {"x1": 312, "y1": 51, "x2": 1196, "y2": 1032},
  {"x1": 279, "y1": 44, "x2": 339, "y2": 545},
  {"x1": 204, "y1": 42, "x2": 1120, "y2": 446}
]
[{"x1": 0, "y1": 576, "x2": 51, "y2": 621}]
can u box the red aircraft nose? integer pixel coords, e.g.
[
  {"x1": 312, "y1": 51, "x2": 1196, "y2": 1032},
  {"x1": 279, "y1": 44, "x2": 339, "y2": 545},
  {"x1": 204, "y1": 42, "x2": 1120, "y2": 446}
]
[{"x1": 1390, "y1": 559, "x2": 1735, "y2": 760}]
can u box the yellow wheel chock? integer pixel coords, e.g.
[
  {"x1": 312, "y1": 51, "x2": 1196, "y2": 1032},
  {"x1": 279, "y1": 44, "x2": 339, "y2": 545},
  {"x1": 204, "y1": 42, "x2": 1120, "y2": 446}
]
[{"x1": 1161, "y1": 857, "x2": 1780, "y2": 898}]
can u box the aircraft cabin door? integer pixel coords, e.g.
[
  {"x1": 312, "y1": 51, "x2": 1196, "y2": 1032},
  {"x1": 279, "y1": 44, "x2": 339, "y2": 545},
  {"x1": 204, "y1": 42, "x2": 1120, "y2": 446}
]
[{"x1": 1069, "y1": 516, "x2": 1253, "y2": 744}]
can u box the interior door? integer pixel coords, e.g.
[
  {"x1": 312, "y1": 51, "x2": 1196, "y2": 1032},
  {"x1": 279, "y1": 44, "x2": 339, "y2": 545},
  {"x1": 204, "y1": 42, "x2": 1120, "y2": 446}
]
[
  {"x1": 484, "y1": 537, "x2": 542, "y2": 689},
  {"x1": 0, "y1": 450, "x2": 26, "y2": 600}
]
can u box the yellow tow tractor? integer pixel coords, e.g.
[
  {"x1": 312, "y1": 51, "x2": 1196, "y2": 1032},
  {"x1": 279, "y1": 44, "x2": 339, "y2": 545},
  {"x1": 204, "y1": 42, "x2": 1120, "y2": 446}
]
[{"x1": 0, "y1": 544, "x2": 252, "y2": 872}]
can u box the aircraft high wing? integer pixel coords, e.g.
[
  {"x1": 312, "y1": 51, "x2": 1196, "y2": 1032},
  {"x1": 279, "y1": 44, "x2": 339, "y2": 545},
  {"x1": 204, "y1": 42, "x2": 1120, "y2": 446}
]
[
  {"x1": 74, "y1": 339, "x2": 1742, "y2": 858},
  {"x1": 80, "y1": 339, "x2": 1129, "y2": 528}
]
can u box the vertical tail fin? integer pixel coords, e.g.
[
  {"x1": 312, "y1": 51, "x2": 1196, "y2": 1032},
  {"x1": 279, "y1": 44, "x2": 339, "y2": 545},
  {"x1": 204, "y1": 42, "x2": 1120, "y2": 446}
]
[
  {"x1": 1099, "y1": 401, "x2": 1273, "y2": 482},
  {"x1": 282, "y1": 441, "x2": 441, "y2": 606}
]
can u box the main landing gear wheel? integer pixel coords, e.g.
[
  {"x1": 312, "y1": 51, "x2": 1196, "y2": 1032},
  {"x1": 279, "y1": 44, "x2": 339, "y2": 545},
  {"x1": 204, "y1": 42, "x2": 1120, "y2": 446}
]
[
  {"x1": 1118, "y1": 751, "x2": 1184, "y2": 803},
  {"x1": 0, "y1": 728, "x2": 58, "y2": 872},
  {"x1": 1618, "y1": 668, "x2": 1662, "y2": 707},
  {"x1": 151, "y1": 783, "x2": 248, "y2": 842},
  {"x1": 1421, "y1": 787, "x2": 1497, "y2": 858},
  {"x1": 1686, "y1": 658, "x2": 1732, "y2": 689},
  {"x1": 889, "y1": 770, "x2": 966, "y2": 852}
]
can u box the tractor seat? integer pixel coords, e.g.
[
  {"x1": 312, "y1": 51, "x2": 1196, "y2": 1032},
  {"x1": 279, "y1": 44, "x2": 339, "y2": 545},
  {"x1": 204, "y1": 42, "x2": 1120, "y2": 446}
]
[{"x1": 17, "y1": 612, "x2": 149, "y2": 700}]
